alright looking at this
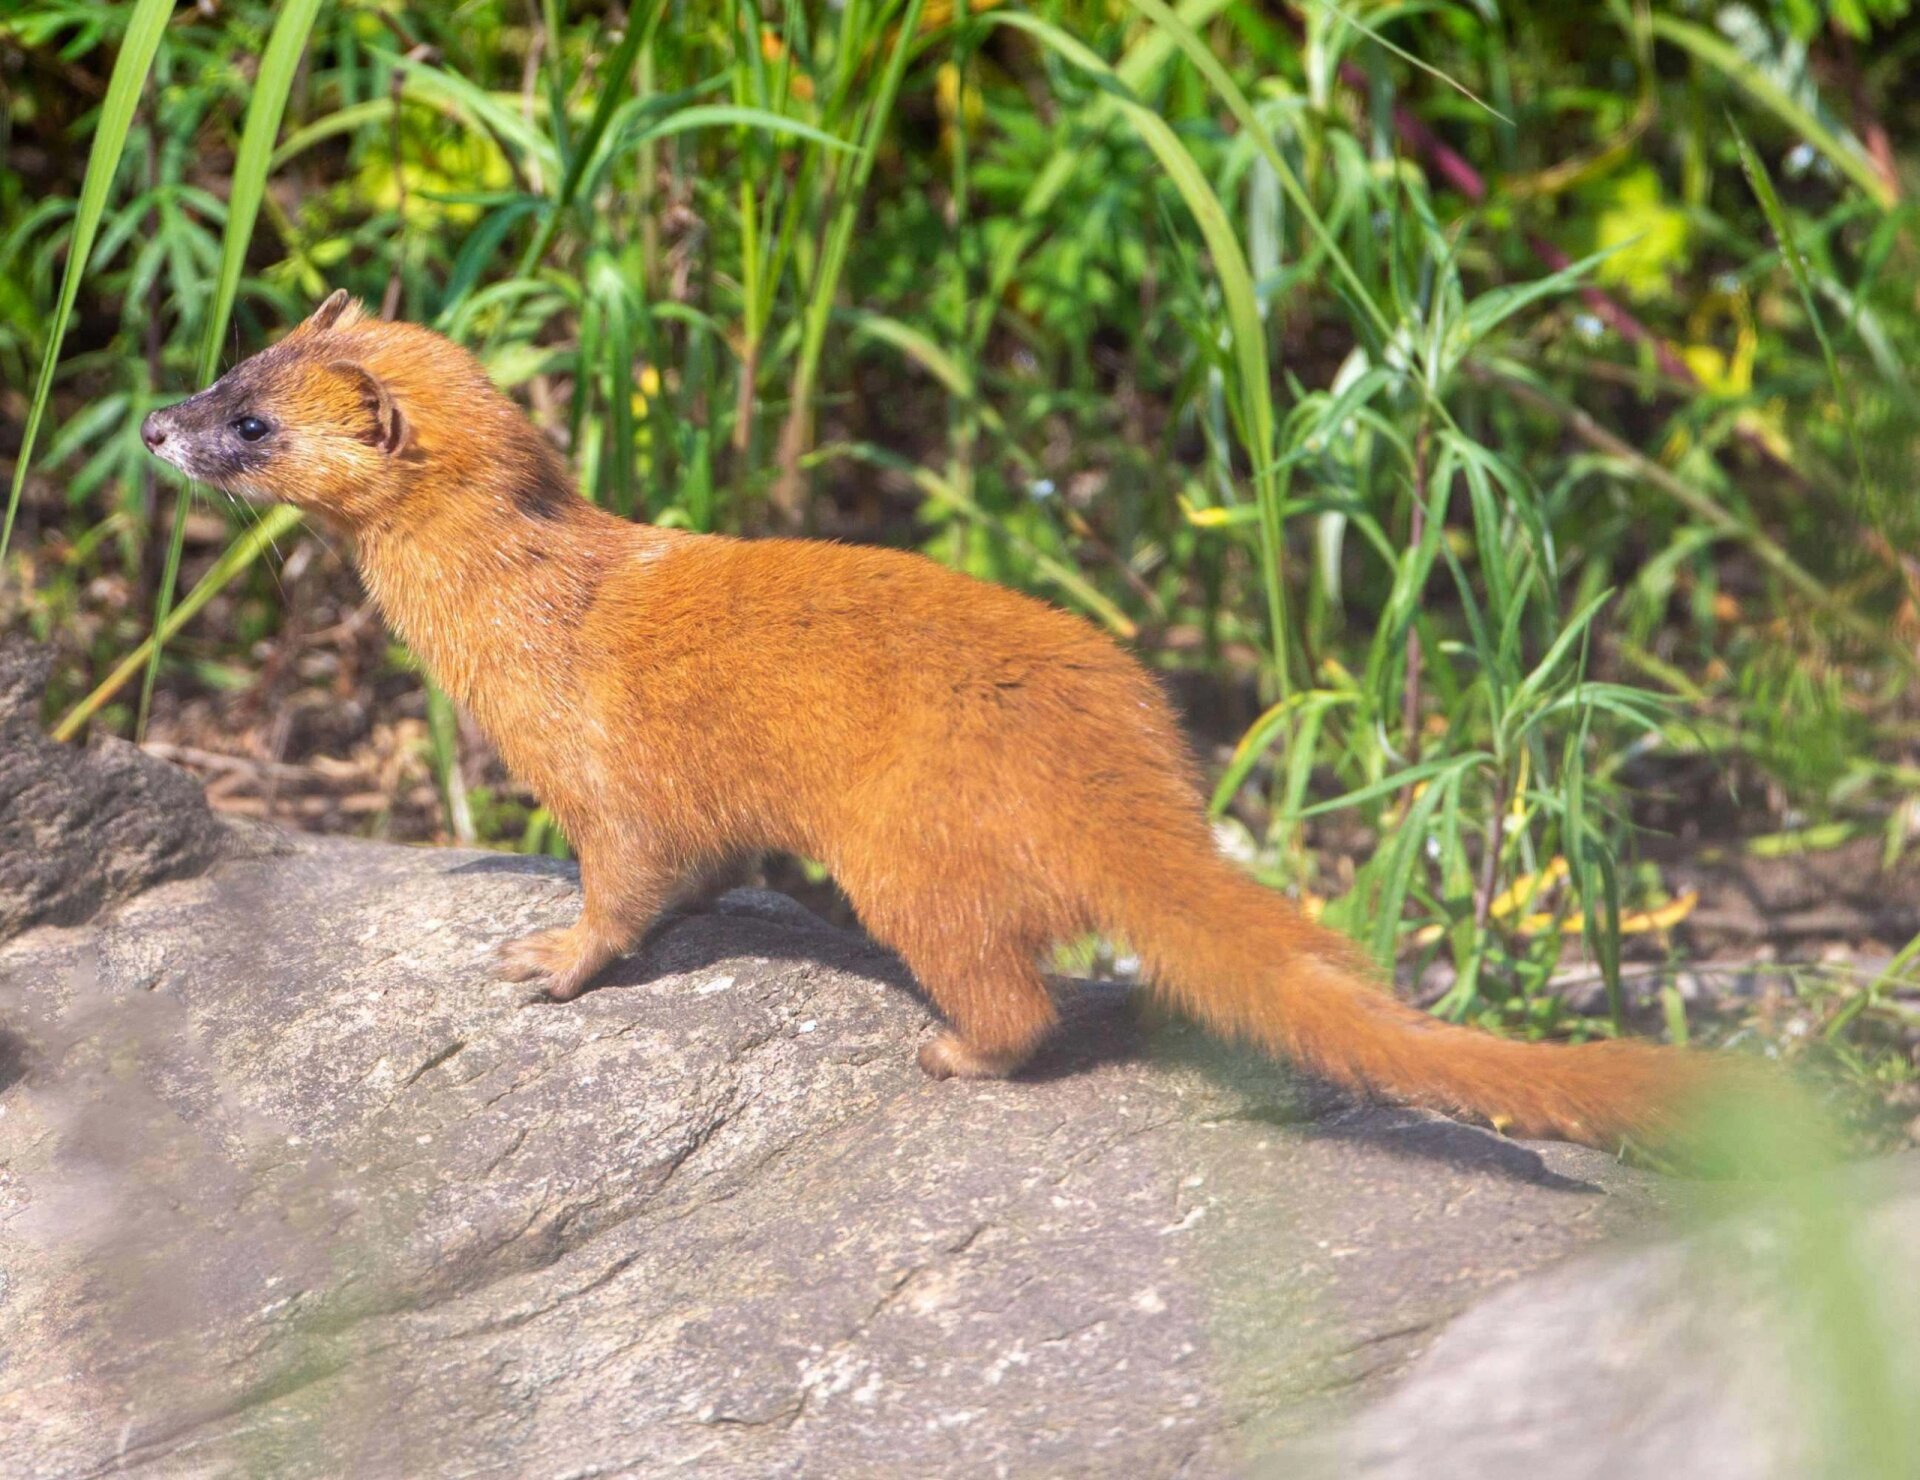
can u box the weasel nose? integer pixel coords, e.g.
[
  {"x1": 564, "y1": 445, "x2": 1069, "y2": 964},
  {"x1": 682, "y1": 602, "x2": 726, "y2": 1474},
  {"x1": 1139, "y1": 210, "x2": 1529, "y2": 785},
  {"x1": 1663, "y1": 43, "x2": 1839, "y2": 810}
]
[{"x1": 140, "y1": 411, "x2": 168, "y2": 451}]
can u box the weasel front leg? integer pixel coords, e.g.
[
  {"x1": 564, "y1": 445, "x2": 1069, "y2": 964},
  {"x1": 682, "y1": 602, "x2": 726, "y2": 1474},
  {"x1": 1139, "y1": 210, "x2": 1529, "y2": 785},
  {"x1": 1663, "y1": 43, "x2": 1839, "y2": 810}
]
[{"x1": 495, "y1": 844, "x2": 679, "y2": 1001}]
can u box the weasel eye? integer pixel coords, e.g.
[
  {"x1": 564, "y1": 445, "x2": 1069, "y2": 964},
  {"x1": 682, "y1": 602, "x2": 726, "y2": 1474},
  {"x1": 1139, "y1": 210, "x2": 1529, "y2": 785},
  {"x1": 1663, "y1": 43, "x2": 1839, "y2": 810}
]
[{"x1": 232, "y1": 416, "x2": 270, "y2": 442}]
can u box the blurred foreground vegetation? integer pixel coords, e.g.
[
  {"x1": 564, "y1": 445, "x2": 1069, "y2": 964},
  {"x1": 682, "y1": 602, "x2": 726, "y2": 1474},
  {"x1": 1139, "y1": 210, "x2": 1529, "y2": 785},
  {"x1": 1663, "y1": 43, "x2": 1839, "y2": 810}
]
[{"x1": 4, "y1": 0, "x2": 1920, "y2": 1123}]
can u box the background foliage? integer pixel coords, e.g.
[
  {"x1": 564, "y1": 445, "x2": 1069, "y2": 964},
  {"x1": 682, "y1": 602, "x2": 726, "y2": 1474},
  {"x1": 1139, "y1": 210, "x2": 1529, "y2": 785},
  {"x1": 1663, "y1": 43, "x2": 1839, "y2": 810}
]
[{"x1": 6, "y1": 0, "x2": 1920, "y2": 1102}]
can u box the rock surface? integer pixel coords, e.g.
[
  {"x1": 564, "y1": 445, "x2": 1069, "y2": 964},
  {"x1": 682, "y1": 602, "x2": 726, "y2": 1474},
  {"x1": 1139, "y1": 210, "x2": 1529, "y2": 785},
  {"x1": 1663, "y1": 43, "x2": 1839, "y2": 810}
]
[
  {"x1": 0, "y1": 640, "x2": 226, "y2": 939},
  {"x1": 1281, "y1": 1161, "x2": 1920, "y2": 1480},
  {"x1": 1, "y1": 829, "x2": 1668, "y2": 1478}
]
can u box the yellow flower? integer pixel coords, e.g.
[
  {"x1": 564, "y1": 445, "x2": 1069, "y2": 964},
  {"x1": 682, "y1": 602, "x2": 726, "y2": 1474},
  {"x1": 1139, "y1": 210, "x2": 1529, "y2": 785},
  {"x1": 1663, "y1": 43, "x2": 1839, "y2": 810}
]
[
  {"x1": 630, "y1": 365, "x2": 664, "y2": 418},
  {"x1": 935, "y1": 61, "x2": 984, "y2": 139},
  {"x1": 759, "y1": 28, "x2": 815, "y2": 102},
  {"x1": 1665, "y1": 293, "x2": 1793, "y2": 462}
]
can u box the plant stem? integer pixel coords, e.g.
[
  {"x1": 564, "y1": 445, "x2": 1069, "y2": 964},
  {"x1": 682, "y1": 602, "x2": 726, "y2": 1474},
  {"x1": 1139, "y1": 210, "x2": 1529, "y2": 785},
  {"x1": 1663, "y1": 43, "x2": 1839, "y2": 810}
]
[{"x1": 1400, "y1": 421, "x2": 1430, "y2": 790}]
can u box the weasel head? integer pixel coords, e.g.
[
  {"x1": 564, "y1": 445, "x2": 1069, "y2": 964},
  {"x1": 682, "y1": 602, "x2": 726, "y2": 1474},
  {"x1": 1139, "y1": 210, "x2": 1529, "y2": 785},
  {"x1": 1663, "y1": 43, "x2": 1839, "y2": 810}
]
[{"x1": 141, "y1": 290, "x2": 468, "y2": 528}]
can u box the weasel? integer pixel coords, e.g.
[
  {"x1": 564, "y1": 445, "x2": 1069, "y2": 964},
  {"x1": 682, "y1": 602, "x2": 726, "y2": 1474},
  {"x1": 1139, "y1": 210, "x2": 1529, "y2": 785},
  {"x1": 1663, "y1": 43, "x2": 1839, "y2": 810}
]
[{"x1": 141, "y1": 290, "x2": 1727, "y2": 1151}]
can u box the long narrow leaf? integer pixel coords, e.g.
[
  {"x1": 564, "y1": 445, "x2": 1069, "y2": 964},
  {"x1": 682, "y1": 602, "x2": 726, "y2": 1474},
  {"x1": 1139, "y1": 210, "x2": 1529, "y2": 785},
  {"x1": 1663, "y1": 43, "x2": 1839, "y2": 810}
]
[
  {"x1": 1649, "y1": 14, "x2": 1893, "y2": 209},
  {"x1": 56, "y1": 505, "x2": 304, "y2": 741},
  {"x1": 513, "y1": 3, "x2": 662, "y2": 279},
  {"x1": 1, "y1": 0, "x2": 171, "y2": 562},
  {"x1": 138, "y1": 0, "x2": 325, "y2": 736},
  {"x1": 984, "y1": 8, "x2": 1291, "y2": 687},
  {"x1": 1731, "y1": 121, "x2": 1868, "y2": 496}
]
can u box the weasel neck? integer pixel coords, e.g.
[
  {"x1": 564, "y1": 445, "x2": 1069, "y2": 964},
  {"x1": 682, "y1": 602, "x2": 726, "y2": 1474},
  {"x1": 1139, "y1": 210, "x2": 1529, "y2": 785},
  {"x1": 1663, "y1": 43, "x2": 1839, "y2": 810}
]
[{"x1": 350, "y1": 484, "x2": 636, "y2": 732}]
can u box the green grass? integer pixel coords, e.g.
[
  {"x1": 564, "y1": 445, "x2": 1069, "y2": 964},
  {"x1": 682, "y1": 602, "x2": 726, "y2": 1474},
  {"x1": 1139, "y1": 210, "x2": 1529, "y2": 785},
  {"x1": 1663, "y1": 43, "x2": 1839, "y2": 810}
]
[{"x1": 4, "y1": 0, "x2": 1919, "y2": 1077}]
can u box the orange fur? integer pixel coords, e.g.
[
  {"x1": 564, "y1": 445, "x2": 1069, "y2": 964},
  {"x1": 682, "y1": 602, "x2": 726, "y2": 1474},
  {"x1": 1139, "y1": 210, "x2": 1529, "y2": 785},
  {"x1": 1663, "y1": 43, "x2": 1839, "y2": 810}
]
[{"x1": 141, "y1": 292, "x2": 1743, "y2": 1152}]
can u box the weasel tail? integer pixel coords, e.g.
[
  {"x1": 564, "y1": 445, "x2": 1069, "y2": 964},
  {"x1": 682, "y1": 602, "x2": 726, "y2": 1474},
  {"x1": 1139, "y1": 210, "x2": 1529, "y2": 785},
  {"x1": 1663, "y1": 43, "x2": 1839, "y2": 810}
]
[{"x1": 1110, "y1": 845, "x2": 1704, "y2": 1148}]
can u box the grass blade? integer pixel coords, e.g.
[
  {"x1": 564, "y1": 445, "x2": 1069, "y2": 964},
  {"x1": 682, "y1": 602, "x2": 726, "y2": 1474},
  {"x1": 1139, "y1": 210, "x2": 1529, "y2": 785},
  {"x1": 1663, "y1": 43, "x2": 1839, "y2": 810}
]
[
  {"x1": 1730, "y1": 120, "x2": 1869, "y2": 496},
  {"x1": 1649, "y1": 14, "x2": 1893, "y2": 209},
  {"x1": 194, "y1": 0, "x2": 326, "y2": 388},
  {"x1": 771, "y1": 0, "x2": 929, "y2": 522},
  {"x1": 512, "y1": 3, "x2": 661, "y2": 280},
  {"x1": 1, "y1": 0, "x2": 171, "y2": 563},
  {"x1": 1301, "y1": 0, "x2": 1511, "y2": 124},
  {"x1": 55, "y1": 505, "x2": 304, "y2": 741},
  {"x1": 1117, "y1": 0, "x2": 1394, "y2": 343},
  {"x1": 983, "y1": 8, "x2": 1291, "y2": 689},
  {"x1": 136, "y1": 0, "x2": 324, "y2": 737}
]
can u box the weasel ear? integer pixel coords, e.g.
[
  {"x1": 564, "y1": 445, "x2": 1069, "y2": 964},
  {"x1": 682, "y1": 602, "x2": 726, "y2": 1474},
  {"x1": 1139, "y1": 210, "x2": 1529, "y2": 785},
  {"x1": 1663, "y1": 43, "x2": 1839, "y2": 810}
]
[
  {"x1": 303, "y1": 289, "x2": 365, "y2": 335},
  {"x1": 328, "y1": 359, "x2": 410, "y2": 456}
]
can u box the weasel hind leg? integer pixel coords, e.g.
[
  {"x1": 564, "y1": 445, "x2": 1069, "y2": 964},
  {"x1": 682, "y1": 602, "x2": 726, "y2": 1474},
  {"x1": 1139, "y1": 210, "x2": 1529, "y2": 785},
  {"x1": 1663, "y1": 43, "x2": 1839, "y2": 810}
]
[
  {"x1": 837, "y1": 842, "x2": 1062, "y2": 1078},
  {"x1": 904, "y1": 942, "x2": 1059, "y2": 1081}
]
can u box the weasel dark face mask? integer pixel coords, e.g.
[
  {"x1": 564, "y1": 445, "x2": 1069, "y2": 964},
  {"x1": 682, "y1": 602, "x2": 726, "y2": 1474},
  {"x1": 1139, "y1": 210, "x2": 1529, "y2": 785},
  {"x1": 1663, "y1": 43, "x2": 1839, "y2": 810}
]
[{"x1": 140, "y1": 290, "x2": 410, "y2": 519}]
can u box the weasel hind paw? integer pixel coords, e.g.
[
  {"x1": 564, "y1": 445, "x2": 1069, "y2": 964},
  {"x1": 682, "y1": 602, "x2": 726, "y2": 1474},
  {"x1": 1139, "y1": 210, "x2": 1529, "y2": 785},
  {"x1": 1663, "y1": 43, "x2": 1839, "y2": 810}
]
[{"x1": 918, "y1": 1032, "x2": 1025, "y2": 1081}]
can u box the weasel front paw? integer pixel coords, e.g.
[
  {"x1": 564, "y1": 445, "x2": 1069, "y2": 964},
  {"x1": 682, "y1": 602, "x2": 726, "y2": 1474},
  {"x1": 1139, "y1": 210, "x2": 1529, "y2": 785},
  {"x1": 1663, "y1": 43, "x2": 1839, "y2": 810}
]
[{"x1": 494, "y1": 927, "x2": 605, "y2": 1001}]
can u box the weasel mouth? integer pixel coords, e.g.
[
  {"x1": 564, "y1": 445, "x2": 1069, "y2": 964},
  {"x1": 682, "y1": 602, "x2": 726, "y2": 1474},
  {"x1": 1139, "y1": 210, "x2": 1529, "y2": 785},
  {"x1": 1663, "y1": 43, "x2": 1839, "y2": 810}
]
[{"x1": 143, "y1": 439, "x2": 215, "y2": 484}]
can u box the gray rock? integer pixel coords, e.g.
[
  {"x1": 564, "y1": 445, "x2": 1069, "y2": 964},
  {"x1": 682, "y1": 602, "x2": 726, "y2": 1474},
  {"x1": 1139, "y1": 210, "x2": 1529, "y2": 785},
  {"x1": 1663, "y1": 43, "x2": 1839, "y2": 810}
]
[
  {"x1": 1285, "y1": 1164, "x2": 1920, "y2": 1480},
  {"x1": 0, "y1": 829, "x2": 1667, "y2": 1479},
  {"x1": 0, "y1": 641, "x2": 226, "y2": 940},
  {"x1": 7, "y1": 658, "x2": 1915, "y2": 1478}
]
